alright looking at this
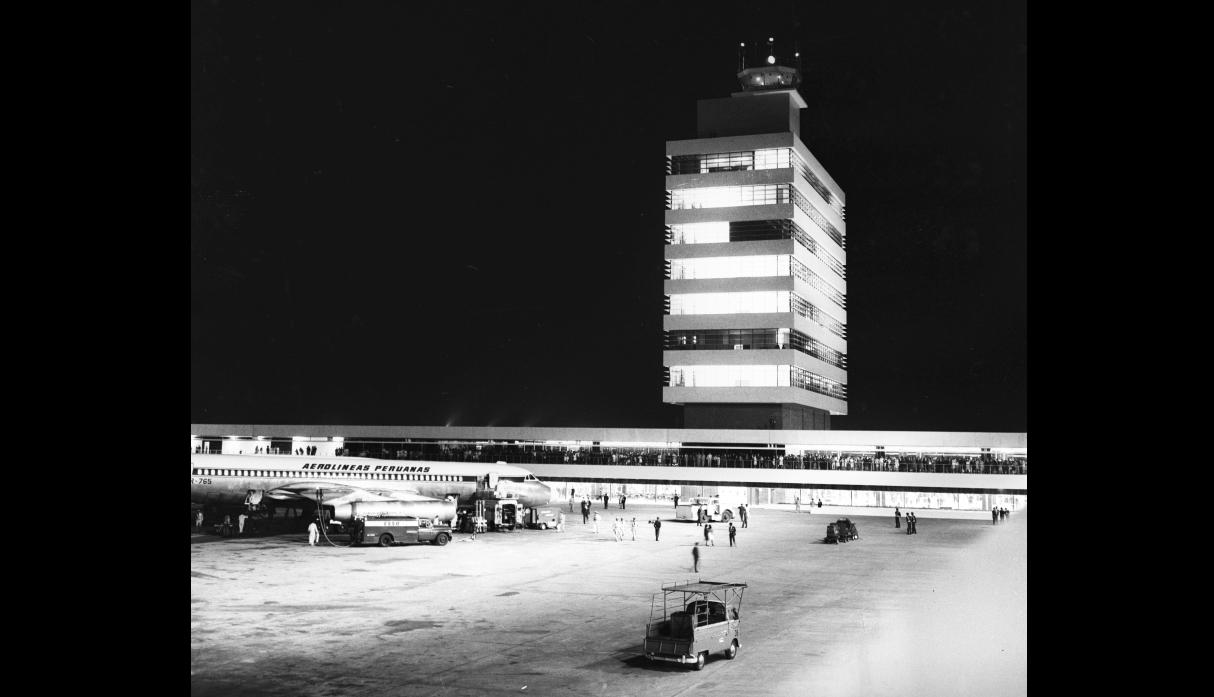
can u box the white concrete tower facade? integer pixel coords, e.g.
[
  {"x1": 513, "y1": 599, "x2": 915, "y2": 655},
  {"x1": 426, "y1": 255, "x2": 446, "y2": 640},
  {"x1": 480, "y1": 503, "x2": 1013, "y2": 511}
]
[{"x1": 663, "y1": 60, "x2": 848, "y2": 430}]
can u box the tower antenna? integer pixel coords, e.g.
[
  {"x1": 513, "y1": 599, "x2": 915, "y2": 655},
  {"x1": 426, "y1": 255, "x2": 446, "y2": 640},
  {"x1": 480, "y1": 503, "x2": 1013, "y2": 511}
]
[
  {"x1": 738, "y1": 41, "x2": 746, "y2": 71},
  {"x1": 767, "y1": 36, "x2": 775, "y2": 65}
]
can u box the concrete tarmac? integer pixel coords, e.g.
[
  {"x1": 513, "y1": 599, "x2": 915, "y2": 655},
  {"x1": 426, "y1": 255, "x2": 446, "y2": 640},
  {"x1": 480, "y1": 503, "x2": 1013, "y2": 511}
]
[{"x1": 191, "y1": 503, "x2": 1025, "y2": 697}]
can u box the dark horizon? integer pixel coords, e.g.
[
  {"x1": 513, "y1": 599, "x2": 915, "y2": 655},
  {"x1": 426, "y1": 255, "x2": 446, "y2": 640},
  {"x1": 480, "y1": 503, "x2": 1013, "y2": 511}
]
[{"x1": 191, "y1": 0, "x2": 1026, "y2": 432}]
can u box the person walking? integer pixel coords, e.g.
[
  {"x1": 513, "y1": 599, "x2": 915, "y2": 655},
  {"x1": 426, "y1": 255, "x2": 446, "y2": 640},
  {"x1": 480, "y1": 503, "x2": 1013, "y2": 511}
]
[
  {"x1": 630, "y1": 517, "x2": 637, "y2": 541},
  {"x1": 795, "y1": 496, "x2": 801, "y2": 513},
  {"x1": 592, "y1": 511, "x2": 600, "y2": 534},
  {"x1": 707, "y1": 524, "x2": 716, "y2": 547},
  {"x1": 692, "y1": 542, "x2": 701, "y2": 573},
  {"x1": 195, "y1": 510, "x2": 204, "y2": 529},
  {"x1": 728, "y1": 521, "x2": 737, "y2": 546},
  {"x1": 740, "y1": 504, "x2": 748, "y2": 529},
  {"x1": 673, "y1": 493, "x2": 679, "y2": 509},
  {"x1": 307, "y1": 519, "x2": 319, "y2": 546},
  {"x1": 611, "y1": 517, "x2": 621, "y2": 541},
  {"x1": 703, "y1": 522, "x2": 711, "y2": 544},
  {"x1": 653, "y1": 517, "x2": 662, "y2": 541},
  {"x1": 894, "y1": 507, "x2": 901, "y2": 529}
]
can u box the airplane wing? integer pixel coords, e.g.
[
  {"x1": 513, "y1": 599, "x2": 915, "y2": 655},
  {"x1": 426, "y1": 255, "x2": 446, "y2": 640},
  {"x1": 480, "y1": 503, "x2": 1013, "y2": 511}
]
[{"x1": 264, "y1": 480, "x2": 440, "y2": 505}]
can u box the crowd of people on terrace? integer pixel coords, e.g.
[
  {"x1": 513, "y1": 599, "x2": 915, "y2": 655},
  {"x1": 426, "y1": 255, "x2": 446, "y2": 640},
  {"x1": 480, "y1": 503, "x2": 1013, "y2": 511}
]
[{"x1": 329, "y1": 444, "x2": 1026, "y2": 475}]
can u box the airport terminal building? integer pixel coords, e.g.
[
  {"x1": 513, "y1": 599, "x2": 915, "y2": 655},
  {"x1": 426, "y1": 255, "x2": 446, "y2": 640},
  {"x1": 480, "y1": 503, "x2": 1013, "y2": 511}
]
[
  {"x1": 190, "y1": 58, "x2": 1025, "y2": 517},
  {"x1": 191, "y1": 425, "x2": 1026, "y2": 512}
]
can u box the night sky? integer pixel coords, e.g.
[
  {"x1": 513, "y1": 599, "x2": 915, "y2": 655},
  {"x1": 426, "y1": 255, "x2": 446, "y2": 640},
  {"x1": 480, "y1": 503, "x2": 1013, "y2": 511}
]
[{"x1": 190, "y1": 0, "x2": 1026, "y2": 432}]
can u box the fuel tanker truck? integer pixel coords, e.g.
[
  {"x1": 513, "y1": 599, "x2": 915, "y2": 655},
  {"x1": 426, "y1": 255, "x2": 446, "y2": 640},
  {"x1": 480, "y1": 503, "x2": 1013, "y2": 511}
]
[{"x1": 340, "y1": 499, "x2": 459, "y2": 547}]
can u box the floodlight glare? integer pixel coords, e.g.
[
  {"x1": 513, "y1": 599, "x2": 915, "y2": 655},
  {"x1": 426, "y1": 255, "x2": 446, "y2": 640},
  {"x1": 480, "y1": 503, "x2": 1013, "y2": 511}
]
[{"x1": 767, "y1": 55, "x2": 776, "y2": 64}]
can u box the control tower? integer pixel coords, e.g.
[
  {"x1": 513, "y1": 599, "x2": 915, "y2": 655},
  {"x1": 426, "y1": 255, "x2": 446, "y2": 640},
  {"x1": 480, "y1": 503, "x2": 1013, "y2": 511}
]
[{"x1": 663, "y1": 42, "x2": 848, "y2": 430}]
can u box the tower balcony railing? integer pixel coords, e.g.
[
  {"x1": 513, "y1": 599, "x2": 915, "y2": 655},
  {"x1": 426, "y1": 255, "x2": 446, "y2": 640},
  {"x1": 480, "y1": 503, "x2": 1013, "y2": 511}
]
[
  {"x1": 792, "y1": 188, "x2": 846, "y2": 250},
  {"x1": 663, "y1": 329, "x2": 847, "y2": 370},
  {"x1": 792, "y1": 152, "x2": 846, "y2": 220},
  {"x1": 665, "y1": 372, "x2": 847, "y2": 401},
  {"x1": 792, "y1": 294, "x2": 847, "y2": 340},
  {"x1": 791, "y1": 259, "x2": 846, "y2": 310}
]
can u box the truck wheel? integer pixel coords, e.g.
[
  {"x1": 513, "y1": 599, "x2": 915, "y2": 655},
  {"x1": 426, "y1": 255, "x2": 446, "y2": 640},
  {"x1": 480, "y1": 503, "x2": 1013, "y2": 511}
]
[
  {"x1": 722, "y1": 510, "x2": 733, "y2": 522},
  {"x1": 726, "y1": 640, "x2": 738, "y2": 659},
  {"x1": 378, "y1": 534, "x2": 393, "y2": 547},
  {"x1": 433, "y1": 533, "x2": 450, "y2": 546},
  {"x1": 693, "y1": 652, "x2": 706, "y2": 670}
]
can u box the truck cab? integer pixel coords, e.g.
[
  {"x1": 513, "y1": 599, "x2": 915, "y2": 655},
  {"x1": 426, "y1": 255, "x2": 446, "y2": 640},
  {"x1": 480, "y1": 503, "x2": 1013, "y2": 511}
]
[{"x1": 351, "y1": 516, "x2": 452, "y2": 547}]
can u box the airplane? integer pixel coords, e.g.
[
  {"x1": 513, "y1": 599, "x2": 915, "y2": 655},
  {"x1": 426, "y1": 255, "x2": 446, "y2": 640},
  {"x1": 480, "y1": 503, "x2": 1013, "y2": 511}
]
[{"x1": 190, "y1": 453, "x2": 552, "y2": 523}]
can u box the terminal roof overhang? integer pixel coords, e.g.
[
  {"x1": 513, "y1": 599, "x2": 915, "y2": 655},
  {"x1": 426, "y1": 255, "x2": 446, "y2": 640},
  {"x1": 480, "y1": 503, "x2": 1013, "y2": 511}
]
[{"x1": 191, "y1": 425, "x2": 1026, "y2": 450}]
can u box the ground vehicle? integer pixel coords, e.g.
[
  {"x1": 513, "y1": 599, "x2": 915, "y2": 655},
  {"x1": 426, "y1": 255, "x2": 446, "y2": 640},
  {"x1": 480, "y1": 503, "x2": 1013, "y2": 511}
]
[
  {"x1": 523, "y1": 508, "x2": 559, "y2": 530},
  {"x1": 459, "y1": 496, "x2": 521, "y2": 531},
  {"x1": 350, "y1": 516, "x2": 452, "y2": 547},
  {"x1": 825, "y1": 518, "x2": 859, "y2": 544},
  {"x1": 674, "y1": 496, "x2": 733, "y2": 523},
  {"x1": 643, "y1": 581, "x2": 746, "y2": 670}
]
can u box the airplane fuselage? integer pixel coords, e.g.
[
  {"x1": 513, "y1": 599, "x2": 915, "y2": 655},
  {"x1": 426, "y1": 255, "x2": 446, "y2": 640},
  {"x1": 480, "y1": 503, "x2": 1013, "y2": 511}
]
[{"x1": 190, "y1": 453, "x2": 552, "y2": 511}]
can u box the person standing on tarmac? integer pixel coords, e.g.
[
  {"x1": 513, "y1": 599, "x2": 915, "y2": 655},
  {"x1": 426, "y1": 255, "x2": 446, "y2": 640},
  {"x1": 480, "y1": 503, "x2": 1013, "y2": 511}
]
[
  {"x1": 728, "y1": 521, "x2": 737, "y2": 546},
  {"x1": 692, "y1": 542, "x2": 701, "y2": 573},
  {"x1": 894, "y1": 507, "x2": 902, "y2": 529},
  {"x1": 592, "y1": 511, "x2": 600, "y2": 534},
  {"x1": 237, "y1": 512, "x2": 247, "y2": 535},
  {"x1": 307, "y1": 519, "x2": 320, "y2": 546},
  {"x1": 653, "y1": 517, "x2": 662, "y2": 541},
  {"x1": 581, "y1": 500, "x2": 590, "y2": 524},
  {"x1": 195, "y1": 510, "x2": 204, "y2": 529},
  {"x1": 630, "y1": 517, "x2": 637, "y2": 541}
]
